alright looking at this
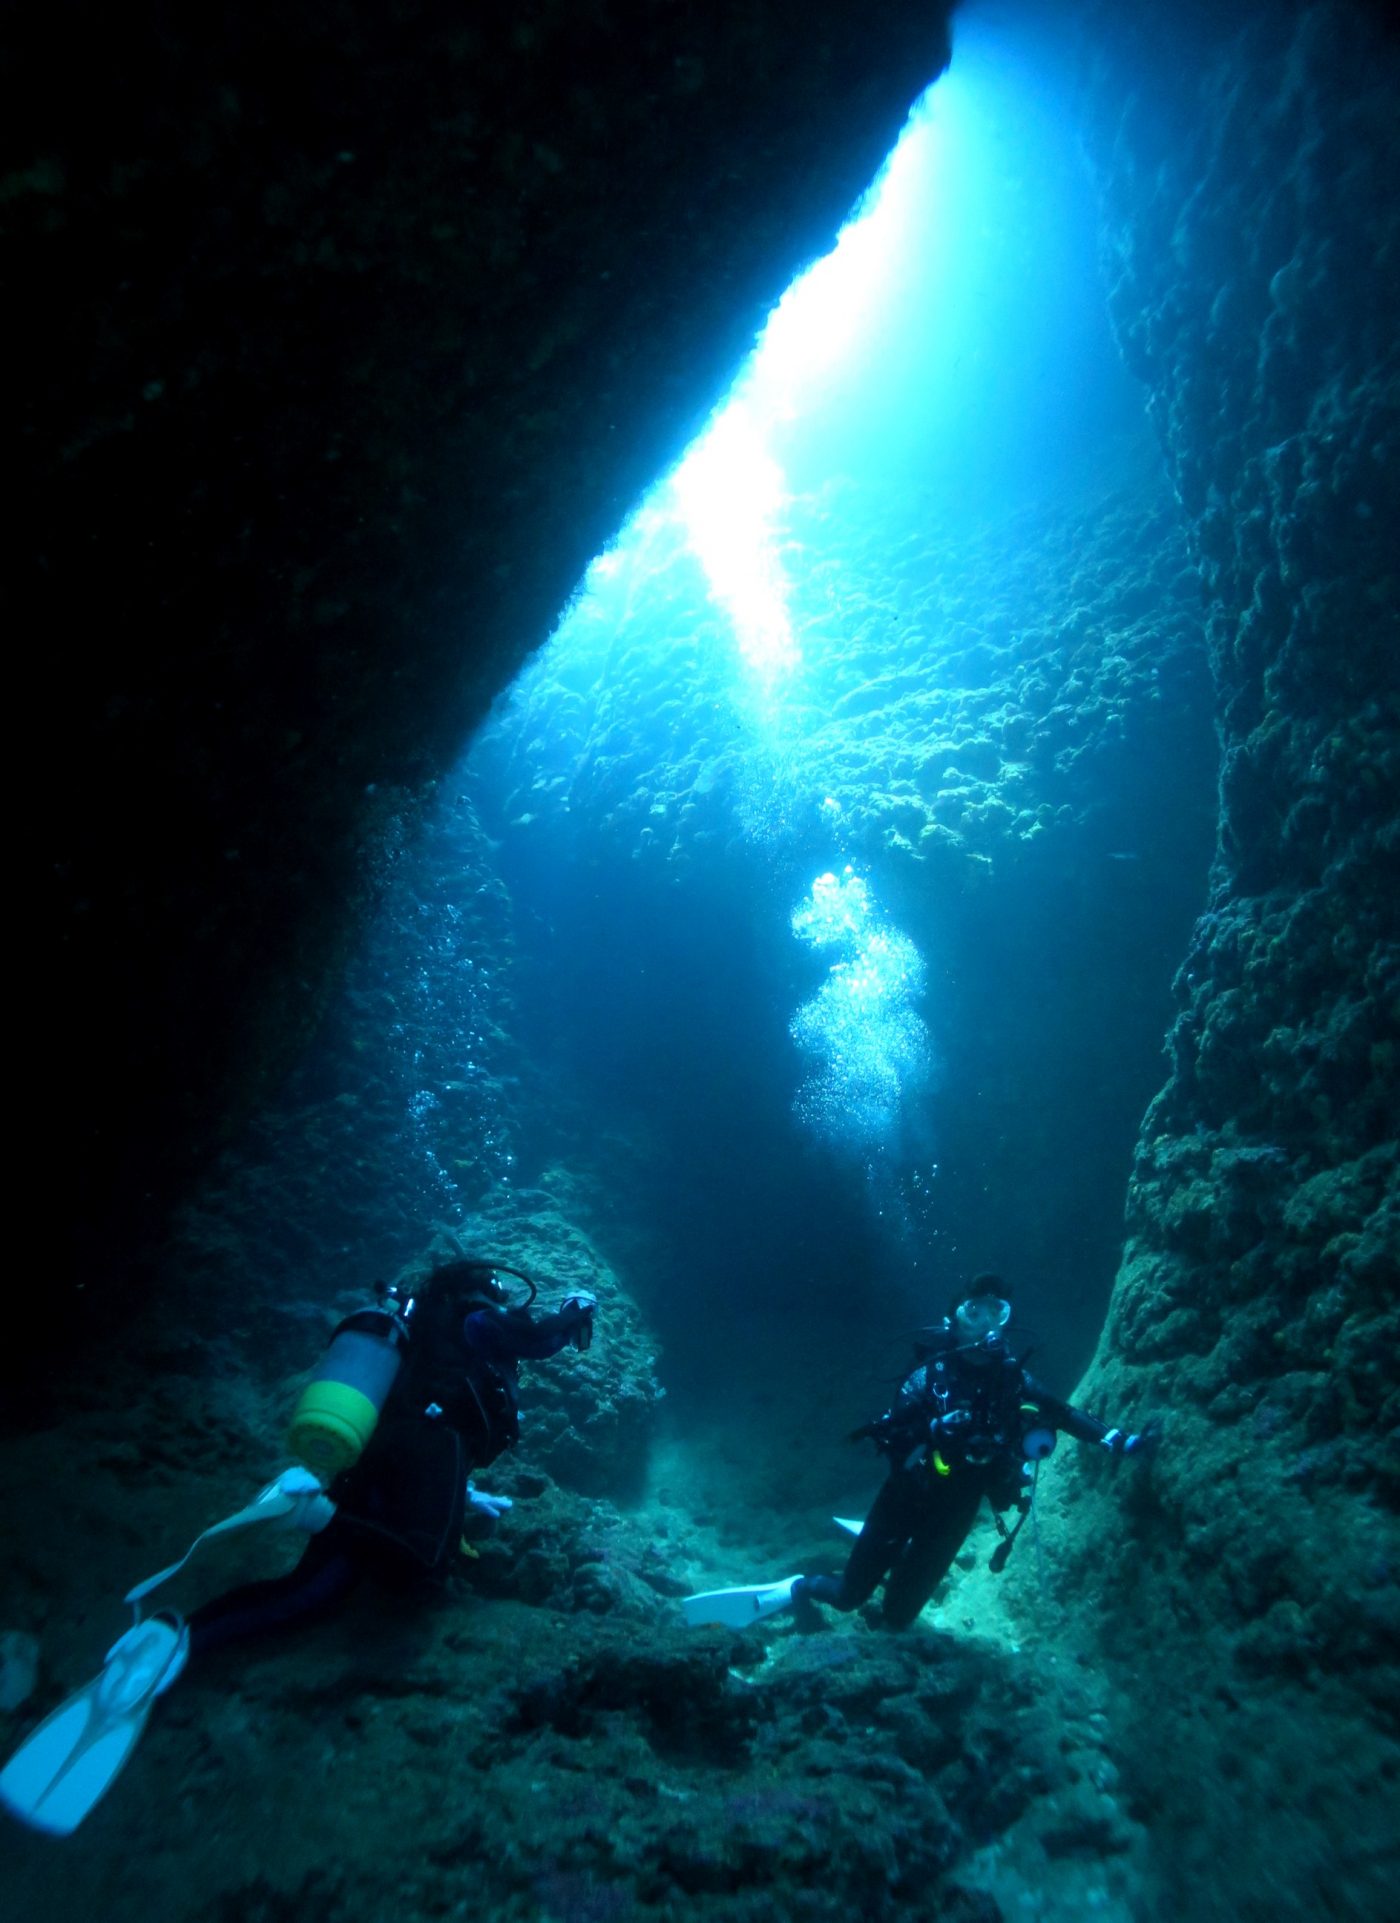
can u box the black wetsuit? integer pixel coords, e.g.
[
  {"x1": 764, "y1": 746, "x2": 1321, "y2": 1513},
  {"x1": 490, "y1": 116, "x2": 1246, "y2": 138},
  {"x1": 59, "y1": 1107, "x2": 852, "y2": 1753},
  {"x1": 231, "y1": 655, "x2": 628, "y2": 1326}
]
[
  {"x1": 800, "y1": 1334, "x2": 1112, "y2": 1630},
  {"x1": 188, "y1": 1304, "x2": 582, "y2": 1660}
]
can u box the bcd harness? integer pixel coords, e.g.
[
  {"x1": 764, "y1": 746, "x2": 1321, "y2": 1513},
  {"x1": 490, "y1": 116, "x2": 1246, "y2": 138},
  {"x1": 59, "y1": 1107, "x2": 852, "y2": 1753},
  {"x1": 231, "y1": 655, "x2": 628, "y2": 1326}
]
[{"x1": 862, "y1": 1349, "x2": 1057, "y2": 1575}]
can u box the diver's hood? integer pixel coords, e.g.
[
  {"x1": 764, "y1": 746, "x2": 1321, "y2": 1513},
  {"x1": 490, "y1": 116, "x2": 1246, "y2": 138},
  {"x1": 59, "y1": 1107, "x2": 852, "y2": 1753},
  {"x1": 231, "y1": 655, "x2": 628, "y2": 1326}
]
[{"x1": 395, "y1": 1258, "x2": 542, "y2": 1332}]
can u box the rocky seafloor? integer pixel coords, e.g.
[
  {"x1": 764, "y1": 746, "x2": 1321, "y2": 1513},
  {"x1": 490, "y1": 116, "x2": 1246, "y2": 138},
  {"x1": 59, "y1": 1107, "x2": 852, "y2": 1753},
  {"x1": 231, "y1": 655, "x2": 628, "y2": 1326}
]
[
  {"x1": 0, "y1": 386, "x2": 1182, "y2": 1916},
  {"x1": 0, "y1": 1287, "x2": 1155, "y2": 1923},
  {"x1": 0, "y1": 447, "x2": 1218, "y2": 1923}
]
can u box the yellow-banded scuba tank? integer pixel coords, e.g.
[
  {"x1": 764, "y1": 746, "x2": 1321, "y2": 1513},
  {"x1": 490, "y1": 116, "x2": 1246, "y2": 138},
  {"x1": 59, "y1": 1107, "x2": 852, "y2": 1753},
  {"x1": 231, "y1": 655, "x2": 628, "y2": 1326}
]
[{"x1": 288, "y1": 1303, "x2": 409, "y2": 1477}]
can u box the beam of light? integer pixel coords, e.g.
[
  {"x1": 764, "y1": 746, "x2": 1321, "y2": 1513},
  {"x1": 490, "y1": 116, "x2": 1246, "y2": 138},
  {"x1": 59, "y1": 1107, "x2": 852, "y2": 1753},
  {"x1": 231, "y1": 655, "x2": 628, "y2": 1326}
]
[
  {"x1": 749, "y1": 107, "x2": 939, "y2": 427},
  {"x1": 669, "y1": 402, "x2": 797, "y2": 681},
  {"x1": 670, "y1": 91, "x2": 942, "y2": 684},
  {"x1": 542, "y1": 3, "x2": 1142, "y2": 699}
]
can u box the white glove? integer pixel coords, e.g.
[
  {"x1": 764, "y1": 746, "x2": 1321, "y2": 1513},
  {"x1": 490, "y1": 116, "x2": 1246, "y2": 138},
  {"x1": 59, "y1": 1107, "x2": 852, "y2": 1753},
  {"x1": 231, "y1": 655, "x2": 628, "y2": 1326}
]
[{"x1": 466, "y1": 1482, "x2": 514, "y2": 1520}]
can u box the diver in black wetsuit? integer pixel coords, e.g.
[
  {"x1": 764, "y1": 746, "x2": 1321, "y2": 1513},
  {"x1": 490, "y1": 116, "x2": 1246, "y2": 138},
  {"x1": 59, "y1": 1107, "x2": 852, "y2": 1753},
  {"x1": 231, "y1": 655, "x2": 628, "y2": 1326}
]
[
  {"x1": 186, "y1": 1257, "x2": 596, "y2": 1661},
  {"x1": 0, "y1": 1257, "x2": 599, "y2": 1836},
  {"x1": 794, "y1": 1274, "x2": 1158, "y2": 1631}
]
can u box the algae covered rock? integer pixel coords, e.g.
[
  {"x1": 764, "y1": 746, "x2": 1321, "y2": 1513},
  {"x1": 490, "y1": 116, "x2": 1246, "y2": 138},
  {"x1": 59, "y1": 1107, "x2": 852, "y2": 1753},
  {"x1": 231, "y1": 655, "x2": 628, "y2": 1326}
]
[{"x1": 1053, "y1": 4, "x2": 1400, "y2": 1912}]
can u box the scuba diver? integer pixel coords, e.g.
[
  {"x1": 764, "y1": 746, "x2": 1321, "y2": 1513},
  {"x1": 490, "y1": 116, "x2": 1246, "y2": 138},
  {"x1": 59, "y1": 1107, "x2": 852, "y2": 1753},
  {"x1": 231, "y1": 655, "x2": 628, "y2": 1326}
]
[
  {"x1": 0, "y1": 1256, "x2": 596, "y2": 1836},
  {"x1": 683, "y1": 1274, "x2": 1158, "y2": 1632}
]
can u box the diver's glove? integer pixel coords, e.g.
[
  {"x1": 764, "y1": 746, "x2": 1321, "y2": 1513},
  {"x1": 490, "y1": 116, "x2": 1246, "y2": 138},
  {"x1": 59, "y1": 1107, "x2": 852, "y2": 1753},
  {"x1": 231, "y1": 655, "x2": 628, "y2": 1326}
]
[
  {"x1": 562, "y1": 1293, "x2": 597, "y2": 1352},
  {"x1": 462, "y1": 1482, "x2": 513, "y2": 1547},
  {"x1": 466, "y1": 1483, "x2": 513, "y2": 1523},
  {"x1": 1127, "y1": 1419, "x2": 1162, "y2": 1457}
]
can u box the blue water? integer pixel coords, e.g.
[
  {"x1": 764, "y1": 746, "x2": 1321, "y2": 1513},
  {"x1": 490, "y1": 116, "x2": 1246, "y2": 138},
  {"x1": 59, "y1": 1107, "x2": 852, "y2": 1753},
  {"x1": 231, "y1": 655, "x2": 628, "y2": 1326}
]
[
  {"x1": 759, "y1": 7, "x2": 1148, "y2": 518},
  {"x1": 168, "y1": 4, "x2": 1216, "y2": 1425}
]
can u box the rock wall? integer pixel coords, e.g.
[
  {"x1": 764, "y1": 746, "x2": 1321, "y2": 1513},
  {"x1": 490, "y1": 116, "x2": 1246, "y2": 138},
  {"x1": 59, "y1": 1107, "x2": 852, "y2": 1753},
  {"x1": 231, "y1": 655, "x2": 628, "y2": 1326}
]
[
  {"x1": 12, "y1": 0, "x2": 954, "y2": 1307},
  {"x1": 1046, "y1": 5, "x2": 1399, "y2": 1913},
  {"x1": 79, "y1": 786, "x2": 668, "y2": 1504},
  {"x1": 476, "y1": 454, "x2": 1217, "y2": 1392}
]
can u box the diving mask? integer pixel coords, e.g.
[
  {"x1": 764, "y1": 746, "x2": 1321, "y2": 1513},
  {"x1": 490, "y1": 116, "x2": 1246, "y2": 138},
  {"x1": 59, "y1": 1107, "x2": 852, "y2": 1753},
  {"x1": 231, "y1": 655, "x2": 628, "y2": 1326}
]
[{"x1": 954, "y1": 1294, "x2": 1012, "y2": 1346}]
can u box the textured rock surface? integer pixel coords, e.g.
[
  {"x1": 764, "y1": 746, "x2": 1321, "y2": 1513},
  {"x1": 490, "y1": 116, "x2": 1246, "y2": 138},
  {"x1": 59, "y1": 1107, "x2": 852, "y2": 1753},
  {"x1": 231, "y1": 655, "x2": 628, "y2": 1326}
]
[
  {"x1": 0, "y1": 1458, "x2": 1149, "y2": 1923},
  {"x1": 6, "y1": 5, "x2": 1398, "y2": 1916},
  {"x1": 1047, "y1": 4, "x2": 1400, "y2": 1913},
  {"x1": 13, "y1": 0, "x2": 954, "y2": 1300},
  {"x1": 483, "y1": 462, "x2": 1211, "y2": 874},
  {"x1": 475, "y1": 453, "x2": 1217, "y2": 1386}
]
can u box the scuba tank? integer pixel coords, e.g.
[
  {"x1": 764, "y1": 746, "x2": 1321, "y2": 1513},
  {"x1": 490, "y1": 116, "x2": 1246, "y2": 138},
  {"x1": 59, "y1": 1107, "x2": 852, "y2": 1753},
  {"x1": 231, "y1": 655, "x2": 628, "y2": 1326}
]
[{"x1": 288, "y1": 1299, "x2": 409, "y2": 1478}]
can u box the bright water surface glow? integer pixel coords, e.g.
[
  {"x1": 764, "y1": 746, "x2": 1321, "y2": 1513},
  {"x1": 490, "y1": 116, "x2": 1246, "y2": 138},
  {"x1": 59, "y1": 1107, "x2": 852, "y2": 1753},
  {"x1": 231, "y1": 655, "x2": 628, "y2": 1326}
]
[
  {"x1": 567, "y1": 5, "x2": 1135, "y2": 686},
  {"x1": 669, "y1": 403, "x2": 797, "y2": 680},
  {"x1": 667, "y1": 8, "x2": 1134, "y2": 676},
  {"x1": 668, "y1": 76, "x2": 939, "y2": 679},
  {"x1": 490, "y1": 4, "x2": 1144, "y2": 1171}
]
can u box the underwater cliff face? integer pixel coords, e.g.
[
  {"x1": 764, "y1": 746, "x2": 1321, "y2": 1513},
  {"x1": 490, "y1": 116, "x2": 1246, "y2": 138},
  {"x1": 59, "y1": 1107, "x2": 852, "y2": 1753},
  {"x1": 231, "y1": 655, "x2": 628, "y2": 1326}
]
[
  {"x1": 13, "y1": 0, "x2": 954, "y2": 1305},
  {"x1": 4, "y1": 4, "x2": 1398, "y2": 1921},
  {"x1": 475, "y1": 457, "x2": 1217, "y2": 1407},
  {"x1": 1048, "y1": 0, "x2": 1399, "y2": 1909}
]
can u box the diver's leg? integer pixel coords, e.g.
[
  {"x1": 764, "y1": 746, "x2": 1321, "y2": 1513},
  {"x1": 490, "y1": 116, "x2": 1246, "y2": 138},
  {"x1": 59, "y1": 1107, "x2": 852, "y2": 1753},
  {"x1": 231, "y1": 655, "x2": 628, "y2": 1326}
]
[
  {"x1": 799, "y1": 1472, "x2": 919, "y2": 1612},
  {"x1": 881, "y1": 1475, "x2": 983, "y2": 1629},
  {"x1": 187, "y1": 1528, "x2": 361, "y2": 1662}
]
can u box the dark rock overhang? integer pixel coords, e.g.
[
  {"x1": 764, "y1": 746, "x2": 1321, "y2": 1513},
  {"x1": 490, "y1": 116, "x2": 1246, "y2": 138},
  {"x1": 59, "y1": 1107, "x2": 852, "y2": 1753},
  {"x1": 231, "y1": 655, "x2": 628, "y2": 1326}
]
[{"x1": 13, "y1": 1, "x2": 955, "y2": 1299}]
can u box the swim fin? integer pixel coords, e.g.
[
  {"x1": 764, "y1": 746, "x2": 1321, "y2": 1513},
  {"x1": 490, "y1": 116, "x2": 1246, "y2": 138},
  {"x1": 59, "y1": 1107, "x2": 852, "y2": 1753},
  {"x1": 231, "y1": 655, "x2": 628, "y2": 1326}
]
[
  {"x1": 834, "y1": 1516, "x2": 865, "y2": 1538},
  {"x1": 681, "y1": 1576, "x2": 802, "y2": 1629},
  {"x1": 0, "y1": 1615, "x2": 188, "y2": 1836},
  {"x1": 125, "y1": 1466, "x2": 334, "y2": 1607}
]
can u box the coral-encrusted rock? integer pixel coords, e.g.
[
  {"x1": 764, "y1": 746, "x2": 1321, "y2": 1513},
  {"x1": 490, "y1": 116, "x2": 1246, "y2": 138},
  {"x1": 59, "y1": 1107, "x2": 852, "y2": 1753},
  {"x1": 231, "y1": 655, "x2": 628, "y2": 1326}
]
[
  {"x1": 478, "y1": 468, "x2": 1213, "y2": 881},
  {"x1": 1053, "y1": 4, "x2": 1400, "y2": 1914},
  {"x1": 15, "y1": 0, "x2": 957, "y2": 1302},
  {"x1": 399, "y1": 1195, "x2": 664, "y2": 1504},
  {"x1": 475, "y1": 457, "x2": 1218, "y2": 1376}
]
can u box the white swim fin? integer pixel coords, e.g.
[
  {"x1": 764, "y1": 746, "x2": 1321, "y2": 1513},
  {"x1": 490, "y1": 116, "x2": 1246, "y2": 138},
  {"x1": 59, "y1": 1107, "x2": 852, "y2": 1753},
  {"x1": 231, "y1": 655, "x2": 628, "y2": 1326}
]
[
  {"x1": 834, "y1": 1516, "x2": 866, "y2": 1538},
  {"x1": 125, "y1": 1466, "x2": 334, "y2": 1607},
  {"x1": 680, "y1": 1576, "x2": 802, "y2": 1629},
  {"x1": 0, "y1": 1616, "x2": 188, "y2": 1836}
]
